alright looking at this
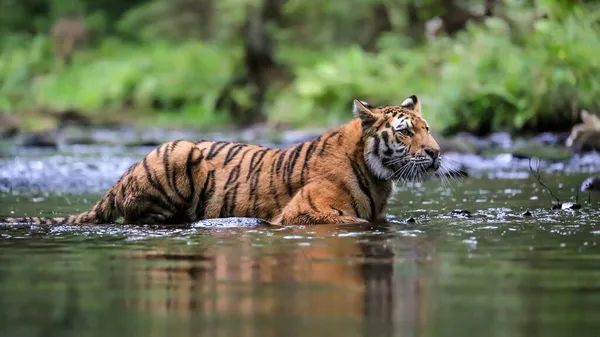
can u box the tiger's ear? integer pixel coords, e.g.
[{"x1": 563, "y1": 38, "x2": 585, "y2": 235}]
[
  {"x1": 401, "y1": 95, "x2": 421, "y2": 115},
  {"x1": 353, "y1": 99, "x2": 377, "y2": 130}
]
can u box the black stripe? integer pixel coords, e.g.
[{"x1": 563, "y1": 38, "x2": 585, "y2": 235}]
[
  {"x1": 246, "y1": 148, "x2": 268, "y2": 180},
  {"x1": 140, "y1": 193, "x2": 176, "y2": 213},
  {"x1": 249, "y1": 167, "x2": 261, "y2": 194},
  {"x1": 165, "y1": 140, "x2": 186, "y2": 201},
  {"x1": 163, "y1": 142, "x2": 172, "y2": 187},
  {"x1": 331, "y1": 207, "x2": 344, "y2": 216},
  {"x1": 380, "y1": 131, "x2": 393, "y2": 156},
  {"x1": 318, "y1": 131, "x2": 340, "y2": 156},
  {"x1": 307, "y1": 192, "x2": 319, "y2": 212},
  {"x1": 372, "y1": 133, "x2": 381, "y2": 155},
  {"x1": 155, "y1": 143, "x2": 165, "y2": 158},
  {"x1": 223, "y1": 144, "x2": 246, "y2": 167},
  {"x1": 105, "y1": 191, "x2": 116, "y2": 219},
  {"x1": 196, "y1": 170, "x2": 215, "y2": 219},
  {"x1": 229, "y1": 184, "x2": 240, "y2": 216},
  {"x1": 284, "y1": 143, "x2": 304, "y2": 196},
  {"x1": 219, "y1": 183, "x2": 240, "y2": 217},
  {"x1": 224, "y1": 166, "x2": 240, "y2": 189},
  {"x1": 206, "y1": 141, "x2": 230, "y2": 160},
  {"x1": 143, "y1": 157, "x2": 176, "y2": 209},
  {"x1": 223, "y1": 146, "x2": 253, "y2": 191},
  {"x1": 269, "y1": 155, "x2": 282, "y2": 210},
  {"x1": 300, "y1": 137, "x2": 319, "y2": 185},
  {"x1": 275, "y1": 149, "x2": 287, "y2": 174},
  {"x1": 219, "y1": 190, "x2": 231, "y2": 218},
  {"x1": 185, "y1": 146, "x2": 203, "y2": 202},
  {"x1": 248, "y1": 161, "x2": 264, "y2": 217},
  {"x1": 351, "y1": 161, "x2": 376, "y2": 218},
  {"x1": 340, "y1": 183, "x2": 362, "y2": 218},
  {"x1": 120, "y1": 180, "x2": 127, "y2": 200},
  {"x1": 115, "y1": 186, "x2": 125, "y2": 215}
]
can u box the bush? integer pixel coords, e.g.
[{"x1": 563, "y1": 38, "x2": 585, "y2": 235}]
[
  {"x1": 30, "y1": 39, "x2": 239, "y2": 124},
  {"x1": 269, "y1": 7, "x2": 600, "y2": 133},
  {"x1": 1, "y1": 3, "x2": 599, "y2": 134},
  {"x1": 0, "y1": 35, "x2": 54, "y2": 110}
]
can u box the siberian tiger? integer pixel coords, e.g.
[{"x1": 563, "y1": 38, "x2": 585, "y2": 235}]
[{"x1": 1, "y1": 95, "x2": 441, "y2": 226}]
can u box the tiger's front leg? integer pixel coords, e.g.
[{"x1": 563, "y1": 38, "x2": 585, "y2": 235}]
[{"x1": 273, "y1": 182, "x2": 369, "y2": 225}]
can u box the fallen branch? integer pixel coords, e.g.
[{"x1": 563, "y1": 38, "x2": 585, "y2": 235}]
[{"x1": 528, "y1": 158, "x2": 561, "y2": 206}]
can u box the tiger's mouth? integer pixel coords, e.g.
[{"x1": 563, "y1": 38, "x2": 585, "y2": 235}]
[{"x1": 383, "y1": 157, "x2": 439, "y2": 181}]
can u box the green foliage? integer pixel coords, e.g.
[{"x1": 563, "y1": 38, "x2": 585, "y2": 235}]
[
  {"x1": 0, "y1": 0, "x2": 599, "y2": 133},
  {"x1": 31, "y1": 40, "x2": 238, "y2": 124},
  {"x1": 270, "y1": 7, "x2": 600, "y2": 132},
  {"x1": 0, "y1": 35, "x2": 54, "y2": 110}
]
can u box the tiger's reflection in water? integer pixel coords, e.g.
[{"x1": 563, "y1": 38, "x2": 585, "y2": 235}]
[{"x1": 123, "y1": 224, "x2": 436, "y2": 337}]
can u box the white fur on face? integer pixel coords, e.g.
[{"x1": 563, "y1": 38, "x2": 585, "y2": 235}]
[
  {"x1": 364, "y1": 113, "x2": 434, "y2": 181},
  {"x1": 391, "y1": 115, "x2": 413, "y2": 131},
  {"x1": 364, "y1": 137, "x2": 395, "y2": 180}
]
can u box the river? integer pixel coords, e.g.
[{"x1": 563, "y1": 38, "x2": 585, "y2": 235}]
[{"x1": 1, "y1": 143, "x2": 599, "y2": 337}]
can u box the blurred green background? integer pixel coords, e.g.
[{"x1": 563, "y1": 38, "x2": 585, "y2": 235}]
[{"x1": 1, "y1": 0, "x2": 599, "y2": 135}]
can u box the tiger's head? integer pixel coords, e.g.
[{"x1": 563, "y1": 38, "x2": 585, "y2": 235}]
[{"x1": 354, "y1": 95, "x2": 441, "y2": 182}]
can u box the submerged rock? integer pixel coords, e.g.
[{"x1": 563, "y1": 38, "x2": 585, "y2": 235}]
[
  {"x1": 19, "y1": 131, "x2": 60, "y2": 148},
  {"x1": 450, "y1": 209, "x2": 472, "y2": 217}
]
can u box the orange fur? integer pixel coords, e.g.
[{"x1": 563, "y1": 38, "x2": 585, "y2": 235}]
[{"x1": 1, "y1": 95, "x2": 441, "y2": 226}]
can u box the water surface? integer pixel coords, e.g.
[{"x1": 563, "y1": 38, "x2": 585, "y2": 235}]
[{"x1": 1, "y1": 147, "x2": 600, "y2": 337}]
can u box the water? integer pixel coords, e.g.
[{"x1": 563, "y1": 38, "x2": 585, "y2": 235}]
[{"x1": 1, "y1": 147, "x2": 600, "y2": 337}]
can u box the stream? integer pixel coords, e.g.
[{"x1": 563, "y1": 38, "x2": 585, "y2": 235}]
[{"x1": 1, "y1": 140, "x2": 600, "y2": 337}]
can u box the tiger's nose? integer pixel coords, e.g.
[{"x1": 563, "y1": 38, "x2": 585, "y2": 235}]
[{"x1": 424, "y1": 147, "x2": 440, "y2": 161}]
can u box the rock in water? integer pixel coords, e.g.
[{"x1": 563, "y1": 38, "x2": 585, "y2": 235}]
[
  {"x1": 450, "y1": 209, "x2": 472, "y2": 217},
  {"x1": 580, "y1": 176, "x2": 600, "y2": 192},
  {"x1": 560, "y1": 202, "x2": 582, "y2": 210},
  {"x1": 192, "y1": 217, "x2": 270, "y2": 228}
]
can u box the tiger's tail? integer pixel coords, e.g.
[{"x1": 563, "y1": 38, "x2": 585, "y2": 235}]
[{"x1": 1, "y1": 188, "x2": 118, "y2": 225}]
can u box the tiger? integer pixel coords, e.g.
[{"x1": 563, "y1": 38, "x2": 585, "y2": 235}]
[{"x1": 1, "y1": 95, "x2": 441, "y2": 226}]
